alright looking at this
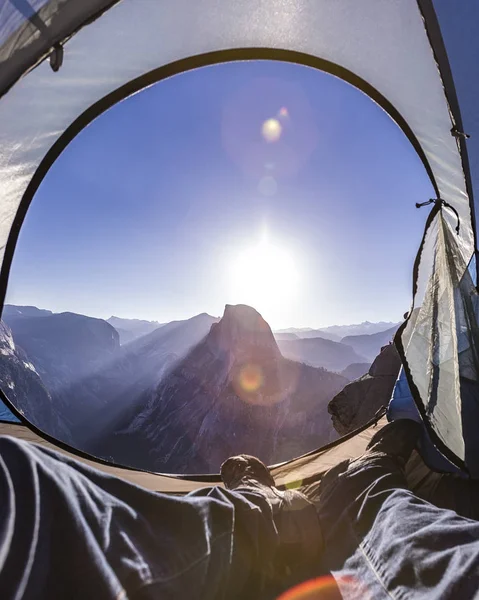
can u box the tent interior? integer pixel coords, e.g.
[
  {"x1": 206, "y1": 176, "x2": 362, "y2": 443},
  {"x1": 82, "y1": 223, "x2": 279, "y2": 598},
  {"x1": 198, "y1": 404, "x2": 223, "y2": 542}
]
[{"x1": 1, "y1": 0, "x2": 479, "y2": 504}]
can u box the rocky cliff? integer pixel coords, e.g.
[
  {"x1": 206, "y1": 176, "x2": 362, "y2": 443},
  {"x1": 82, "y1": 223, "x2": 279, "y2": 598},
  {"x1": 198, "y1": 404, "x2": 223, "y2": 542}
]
[
  {"x1": 340, "y1": 362, "x2": 371, "y2": 381},
  {"x1": 328, "y1": 343, "x2": 401, "y2": 435},
  {"x1": 2, "y1": 308, "x2": 218, "y2": 444},
  {"x1": 98, "y1": 305, "x2": 348, "y2": 473},
  {"x1": 0, "y1": 321, "x2": 70, "y2": 439},
  {"x1": 4, "y1": 312, "x2": 121, "y2": 426},
  {"x1": 5, "y1": 312, "x2": 120, "y2": 390}
]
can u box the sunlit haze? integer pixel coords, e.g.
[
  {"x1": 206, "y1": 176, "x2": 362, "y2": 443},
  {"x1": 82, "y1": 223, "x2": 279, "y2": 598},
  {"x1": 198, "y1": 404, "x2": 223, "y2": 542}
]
[
  {"x1": 228, "y1": 230, "x2": 300, "y2": 327},
  {"x1": 5, "y1": 60, "x2": 434, "y2": 328}
]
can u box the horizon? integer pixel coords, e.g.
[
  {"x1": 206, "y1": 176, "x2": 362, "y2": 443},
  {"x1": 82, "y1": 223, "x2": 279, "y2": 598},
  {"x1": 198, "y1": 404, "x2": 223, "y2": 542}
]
[
  {"x1": 5, "y1": 60, "x2": 432, "y2": 329},
  {"x1": 4, "y1": 300, "x2": 399, "y2": 332}
]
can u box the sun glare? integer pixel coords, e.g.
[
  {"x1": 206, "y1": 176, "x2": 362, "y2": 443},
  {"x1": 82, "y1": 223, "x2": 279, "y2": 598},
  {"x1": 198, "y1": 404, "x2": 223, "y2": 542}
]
[
  {"x1": 229, "y1": 237, "x2": 299, "y2": 324},
  {"x1": 261, "y1": 117, "x2": 282, "y2": 143}
]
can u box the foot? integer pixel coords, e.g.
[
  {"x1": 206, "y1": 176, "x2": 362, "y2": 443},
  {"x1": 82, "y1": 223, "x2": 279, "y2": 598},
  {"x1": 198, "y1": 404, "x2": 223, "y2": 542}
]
[
  {"x1": 221, "y1": 454, "x2": 275, "y2": 491},
  {"x1": 221, "y1": 454, "x2": 324, "y2": 568},
  {"x1": 366, "y1": 419, "x2": 422, "y2": 466}
]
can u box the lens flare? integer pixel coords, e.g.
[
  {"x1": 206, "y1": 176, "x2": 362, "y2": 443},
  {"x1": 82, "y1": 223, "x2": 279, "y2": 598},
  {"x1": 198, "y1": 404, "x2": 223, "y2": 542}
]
[
  {"x1": 238, "y1": 363, "x2": 263, "y2": 392},
  {"x1": 262, "y1": 118, "x2": 282, "y2": 142},
  {"x1": 277, "y1": 575, "x2": 368, "y2": 600},
  {"x1": 285, "y1": 478, "x2": 302, "y2": 490},
  {"x1": 222, "y1": 77, "x2": 318, "y2": 178}
]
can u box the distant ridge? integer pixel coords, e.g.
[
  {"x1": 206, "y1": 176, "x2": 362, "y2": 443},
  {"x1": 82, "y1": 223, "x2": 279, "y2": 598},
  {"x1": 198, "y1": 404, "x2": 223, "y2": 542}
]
[
  {"x1": 107, "y1": 316, "x2": 163, "y2": 344},
  {"x1": 275, "y1": 321, "x2": 399, "y2": 343},
  {"x1": 3, "y1": 304, "x2": 52, "y2": 319},
  {"x1": 277, "y1": 336, "x2": 368, "y2": 372},
  {"x1": 341, "y1": 325, "x2": 399, "y2": 361}
]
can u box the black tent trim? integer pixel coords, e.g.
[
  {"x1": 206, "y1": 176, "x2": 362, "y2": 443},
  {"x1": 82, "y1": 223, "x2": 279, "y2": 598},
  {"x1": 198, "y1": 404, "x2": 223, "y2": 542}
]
[
  {"x1": 0, "y1": 46, "x2": 440, "y2": 315},
  {"x1": 417, "y1": 0, "x2": 478, "y2": 284}
]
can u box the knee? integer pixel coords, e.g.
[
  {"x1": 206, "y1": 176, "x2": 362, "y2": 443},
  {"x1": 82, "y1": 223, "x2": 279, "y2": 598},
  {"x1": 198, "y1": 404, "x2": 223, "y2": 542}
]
[{"x1": 0, "y1": 435, "x2": 32, "y2": 460}]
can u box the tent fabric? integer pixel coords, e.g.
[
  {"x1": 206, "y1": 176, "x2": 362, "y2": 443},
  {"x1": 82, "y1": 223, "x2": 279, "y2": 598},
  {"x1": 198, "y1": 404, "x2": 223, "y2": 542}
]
[
  {"x1": 0, "y1": 417, "x2": 389, "y2": 493},
  {"x1": 398, "y1": 211, "x2": 479, "y2": 475},
  {"x1": 0, "y1": 1, "x2": 119, "y2": 95},
  {"x1": 0, "y1": 0, "x2": 49, "y2": 47},
  {"x1": 0, "y1": 408, "x2": 19, "y2": 423},
  {"x1": 388, "y1": 367, "x2": 461, "y2": 476},
  {"x1": 5, "y1": 417, "x2": 479, "y2": 525},
  {"x1": 0, "y1": 0, "x2": 478, "y2": 480},
  {"x1": 427, "y1": 1, "x2": 479, "y2": 241},
  {"x1": 393, "y1": 1, "x2": 479, "y2": 474},
  {"x1": 0, "y1": 421, "x2": 210, "y2": 493},
  {"x1": 0, "y1": 416, "x2": 424, "y2": 493}
]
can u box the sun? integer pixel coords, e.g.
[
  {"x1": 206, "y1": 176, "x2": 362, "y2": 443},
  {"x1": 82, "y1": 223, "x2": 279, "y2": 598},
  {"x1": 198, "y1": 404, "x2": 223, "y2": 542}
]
[{"x1": 229, "y1": 237, "x2": 299, "y2": 323}]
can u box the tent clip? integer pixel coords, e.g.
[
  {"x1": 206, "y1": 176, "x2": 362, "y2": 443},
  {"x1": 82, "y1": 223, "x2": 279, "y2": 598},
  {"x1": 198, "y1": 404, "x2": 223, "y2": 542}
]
[
  {"x1": 416, "y1": 198, "x2": 460, "y2": 234},
  {"x1": 49, "y1": 43, "x2": 64, "y2": 73},
  {"x1": 451, "y1": 127, "x2": 470, "y2": 139}
]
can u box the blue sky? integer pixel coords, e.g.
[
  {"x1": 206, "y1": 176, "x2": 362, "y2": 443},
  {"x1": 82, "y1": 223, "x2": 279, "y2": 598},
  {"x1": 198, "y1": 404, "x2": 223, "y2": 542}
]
[{"x1": 6, "y1": 60, "x2": 434, "y2": 328}]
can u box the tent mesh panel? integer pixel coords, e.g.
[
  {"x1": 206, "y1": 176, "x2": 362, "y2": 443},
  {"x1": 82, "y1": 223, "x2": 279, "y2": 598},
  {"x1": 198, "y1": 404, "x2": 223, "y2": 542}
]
[{"x1": 400, "y1": 209, "x2": 479, "y2": 476}]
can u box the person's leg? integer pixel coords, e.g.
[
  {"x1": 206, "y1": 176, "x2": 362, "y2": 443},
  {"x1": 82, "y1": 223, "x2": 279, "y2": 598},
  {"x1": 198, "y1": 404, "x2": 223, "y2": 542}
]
[
  {"x1": 221, "y1": 454, "x2": 324, "y2": 591},
  {"x1": 0, "y1": 436, "x2": 279, "y2": 600},
  {"x1": 317, "y1": 420, "x2": 479, "y2": 599},
  {"x1": 318, "y1": 420, "x2": 421, "y2": 544}
]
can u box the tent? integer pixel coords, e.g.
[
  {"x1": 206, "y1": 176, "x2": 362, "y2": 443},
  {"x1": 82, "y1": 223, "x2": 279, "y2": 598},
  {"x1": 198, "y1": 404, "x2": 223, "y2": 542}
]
[{"x1": 0, "y1": 0, "x2": 478, "y2": 490}]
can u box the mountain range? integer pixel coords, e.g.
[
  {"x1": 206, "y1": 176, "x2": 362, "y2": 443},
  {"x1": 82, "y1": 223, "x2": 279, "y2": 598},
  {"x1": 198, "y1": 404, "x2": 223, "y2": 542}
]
[
  {"x1": 275, "y1": 321, "x2": 398, "y2": 343},
  {"x1": 3, "y1": 308, "x2": 218, "y2": 443},
  {"x1": 106, "y1": 316, "x2": 163, "y2": 344},
  {"x1": 0, "y1": 303, "x2": 399, "y2": 472},
  {"x1": 93, "y1": 305, "x2": 347, "y2": 472},
  {"x1": 340, "y1": 325, "x2": 399, "y2": 362},
  {"x1": 2, "y1": 305, "x2": 53, "y2": 319},
  {"x1": 276, "y1": 336, "x2": 367, "y2": 372}
]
